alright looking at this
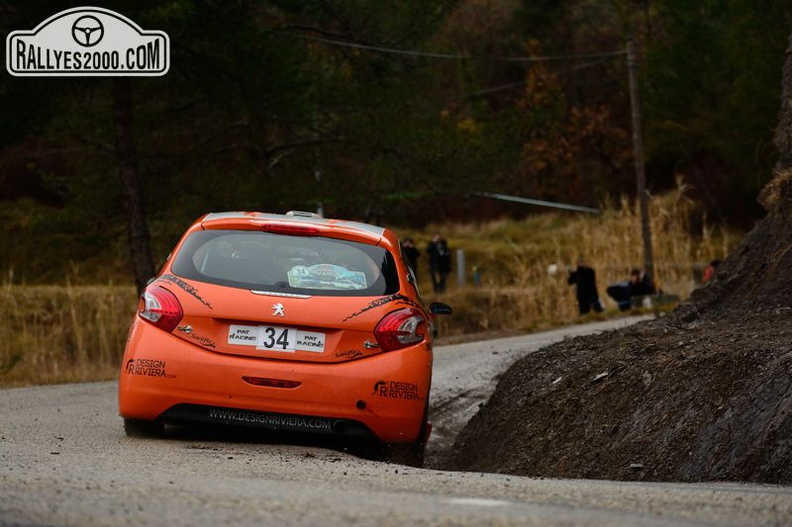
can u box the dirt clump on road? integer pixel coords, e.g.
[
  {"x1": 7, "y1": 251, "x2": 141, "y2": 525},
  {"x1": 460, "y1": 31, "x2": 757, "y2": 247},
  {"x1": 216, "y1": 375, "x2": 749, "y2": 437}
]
[{"x1": 445, "y1": 36, "x2": 792, "y2": 484}]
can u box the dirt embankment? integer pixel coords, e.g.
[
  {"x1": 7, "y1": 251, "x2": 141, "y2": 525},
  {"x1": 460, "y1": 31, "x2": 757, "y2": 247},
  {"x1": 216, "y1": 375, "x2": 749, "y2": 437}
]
[
  {"x1": 445, "y1": 309, "x2": 792, "y2": 482},
  {"x1": 446, "y1": 34, "x2": 792, "y2": 485},
  {"x1": 445, "y1": 194, "x2": 792, "y2": 483}
]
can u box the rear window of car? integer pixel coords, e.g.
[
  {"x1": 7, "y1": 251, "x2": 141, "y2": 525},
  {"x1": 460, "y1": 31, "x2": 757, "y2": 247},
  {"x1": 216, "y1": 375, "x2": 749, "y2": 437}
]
[{"x1": 171, "y1": 230, "x2": 400, "y2": 296}]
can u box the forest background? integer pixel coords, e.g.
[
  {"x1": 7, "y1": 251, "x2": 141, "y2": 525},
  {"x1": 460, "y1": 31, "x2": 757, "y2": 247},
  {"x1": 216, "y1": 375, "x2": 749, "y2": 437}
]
[{"x1": 1, "y1": 0, "x2": 791, "y2": 288}]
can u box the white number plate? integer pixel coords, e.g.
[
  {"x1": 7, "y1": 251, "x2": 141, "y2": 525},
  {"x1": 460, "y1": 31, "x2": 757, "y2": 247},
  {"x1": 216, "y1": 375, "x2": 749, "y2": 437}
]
[
  {"x1": 228, "y1": 325, "x2": 325, "y2": 353},
  {"x1": 257, "y1": 325, "x2": 295, "y2": 352}
]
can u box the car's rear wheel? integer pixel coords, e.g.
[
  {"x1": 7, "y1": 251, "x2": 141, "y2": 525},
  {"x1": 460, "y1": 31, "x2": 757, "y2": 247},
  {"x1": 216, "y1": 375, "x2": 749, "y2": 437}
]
[
  {"x1": 383, "y1": 439, "x2": 425, "y2": 467},
  {"x1": 383, "y1": 414, "x2": 429, "y2": 468},
  {"x1": 123, "y1": 418, "x2": 165, "y2": 438}
]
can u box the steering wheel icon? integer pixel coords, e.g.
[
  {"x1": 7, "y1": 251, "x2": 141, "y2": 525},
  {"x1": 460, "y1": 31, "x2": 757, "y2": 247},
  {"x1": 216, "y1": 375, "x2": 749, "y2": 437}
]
[{"x1": 71, "y1": 15, "x2": 104, "y2": 47}]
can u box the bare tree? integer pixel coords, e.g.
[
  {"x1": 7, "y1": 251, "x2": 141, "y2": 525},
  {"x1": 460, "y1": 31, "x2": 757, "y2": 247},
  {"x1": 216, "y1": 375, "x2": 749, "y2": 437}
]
[{"x1": 113, "y1": 78, "x2": 154, "y2": 294}]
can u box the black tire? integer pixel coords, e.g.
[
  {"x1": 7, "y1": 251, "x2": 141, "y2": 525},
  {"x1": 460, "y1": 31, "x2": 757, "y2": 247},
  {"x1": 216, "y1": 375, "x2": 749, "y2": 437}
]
[
  {"x1": 383, "y1": 440, "x2": 425, "y2": 467},
  {"x1": 383, "y1": 417, "x2": 428, "y2": 468},
  {"x1": 123, "y1": 418, "x2": 165, "y2": 438}
]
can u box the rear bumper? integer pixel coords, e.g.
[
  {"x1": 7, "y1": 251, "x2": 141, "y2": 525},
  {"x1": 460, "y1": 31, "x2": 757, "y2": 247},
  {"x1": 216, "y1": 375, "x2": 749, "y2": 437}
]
[
  {"x1": 161, "y1": 403, "x2": 375, "y2": 438},
  {"x1": 118, "y1": 321, "x2": 432, "y2": 444}
]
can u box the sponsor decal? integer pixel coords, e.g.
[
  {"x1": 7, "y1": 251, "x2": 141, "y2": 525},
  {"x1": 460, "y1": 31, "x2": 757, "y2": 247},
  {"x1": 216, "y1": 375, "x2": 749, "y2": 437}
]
[
  {"x1": 157, "y1": 273, "x2": 212, "y2": 309},
  {"x1": 294, "y1": 330, "x2": 325, "y2": 352},
  {"x1": 125, "y1": 358, "x2": 175, "y2": 378},
  {"x1": 342, "y1": 294, "x2": 422, "y2": 322},
  {"x1": 228, "y1": 325, "x2": 258, "y2": 345},
  {"x1": 207, "y1": 408, "x2": 332, "y2": 431},
  {"x1": 372, "y1": 380, "x2": 421, "y2": 400},
  {"x1": 189, "y1": 334, "x2": 216, "y2": 349},
  {"x1": 6, "y1": 7, "x2": 169, "y2": 77},
  {"x1": 334, "y1": 349, "x2": 363, "y2": 359}
]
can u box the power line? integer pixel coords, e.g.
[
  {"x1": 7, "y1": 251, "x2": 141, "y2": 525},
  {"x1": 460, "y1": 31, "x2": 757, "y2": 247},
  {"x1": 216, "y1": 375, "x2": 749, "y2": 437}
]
[
  {"x1": 475, "y1": 192, "x2": 600, "y2": 214},
  {"x1": 462, "y1": 58, "x2": 612, "y2": 98},
  {"x1": 287, "y1": 32, "x2": 626, "y2": 63}
]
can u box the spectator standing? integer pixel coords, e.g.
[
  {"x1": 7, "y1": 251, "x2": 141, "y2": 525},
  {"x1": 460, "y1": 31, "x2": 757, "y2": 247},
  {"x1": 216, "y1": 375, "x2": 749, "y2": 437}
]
[
  {"x1": 567, "y1": 259, "x2": 604, "y2": 315},
  {"x1": 401, "y1": 238, "x2": 420, "y2": 274},
  {"x1": 427, "y1": 233, "x2": 451, "y2": 293}
]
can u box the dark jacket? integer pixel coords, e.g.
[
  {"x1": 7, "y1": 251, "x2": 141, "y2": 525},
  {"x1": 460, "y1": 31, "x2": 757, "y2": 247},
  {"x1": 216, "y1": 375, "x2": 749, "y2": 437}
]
[
  {"x1": 629, "y1": 273, "x2": 656, "y2": 296},
  {"x1": 427, "y1": 240, "x2": 451, "y2": 275},
  {"x1": 568, "y1": 265, "x2": 599, "y2": 302},
  {"x1": 402, "y1": 245, "x2": 419, "y2": 272}
]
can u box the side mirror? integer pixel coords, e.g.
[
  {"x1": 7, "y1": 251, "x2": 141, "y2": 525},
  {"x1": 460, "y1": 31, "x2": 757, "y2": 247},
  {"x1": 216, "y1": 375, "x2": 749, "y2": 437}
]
[{"x1": 429, "y1": 302, "x2": 452, "y2": 316}]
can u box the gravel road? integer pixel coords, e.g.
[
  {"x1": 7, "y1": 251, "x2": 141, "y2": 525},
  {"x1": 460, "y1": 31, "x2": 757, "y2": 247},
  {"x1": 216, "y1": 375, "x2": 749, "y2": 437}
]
[{"x1": 2, "y1": 316, "x2": 791, "y2": 526}]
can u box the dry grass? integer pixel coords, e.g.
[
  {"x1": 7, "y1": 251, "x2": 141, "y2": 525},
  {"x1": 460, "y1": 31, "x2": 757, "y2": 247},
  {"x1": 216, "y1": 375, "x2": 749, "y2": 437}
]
[
  {"x1": 410, "y1": 182, "x2": 737, "y2": 337},
  {"x1": 0, "y1": 284, "x2": 137, "y2": 387},
  {"x1": 0, "y1": 184, "x2": 739, "y2": 386}
]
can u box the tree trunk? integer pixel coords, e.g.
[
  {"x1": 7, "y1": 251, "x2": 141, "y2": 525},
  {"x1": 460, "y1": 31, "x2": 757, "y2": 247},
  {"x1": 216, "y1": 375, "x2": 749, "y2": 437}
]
[{"x1": 113, "y1": 78, "x2": 154, "y2": 294}]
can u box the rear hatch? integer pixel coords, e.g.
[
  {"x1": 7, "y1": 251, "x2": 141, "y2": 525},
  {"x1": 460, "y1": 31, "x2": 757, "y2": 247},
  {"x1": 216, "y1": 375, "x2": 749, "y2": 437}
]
[{"x1": 155, "y1": 226, "x2": 411, "y2": 363}]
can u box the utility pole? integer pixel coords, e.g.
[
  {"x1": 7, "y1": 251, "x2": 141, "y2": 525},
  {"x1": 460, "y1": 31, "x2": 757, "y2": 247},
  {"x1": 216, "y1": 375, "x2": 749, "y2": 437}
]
[{"x1": 627, "y1": 36, "x2": 654, "y2": 278}]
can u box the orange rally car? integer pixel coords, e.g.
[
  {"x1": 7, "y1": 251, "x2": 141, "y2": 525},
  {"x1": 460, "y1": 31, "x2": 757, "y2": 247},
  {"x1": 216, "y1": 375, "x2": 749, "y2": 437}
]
[{"x1": 118, "y1": 211, "x2": 451, "y2": 465}]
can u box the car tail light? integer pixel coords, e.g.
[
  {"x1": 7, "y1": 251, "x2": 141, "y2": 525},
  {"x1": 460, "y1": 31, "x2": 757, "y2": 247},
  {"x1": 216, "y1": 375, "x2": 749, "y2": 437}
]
[
  {"x1": 139, "y1": 285, "x2": 183, "y2": 333},
  {"x1": 259, "y1": 223, "x2": 319, "y2": 236},
  {"x1": 374, "y1": 308, "x2": 426, "y2": 352}
]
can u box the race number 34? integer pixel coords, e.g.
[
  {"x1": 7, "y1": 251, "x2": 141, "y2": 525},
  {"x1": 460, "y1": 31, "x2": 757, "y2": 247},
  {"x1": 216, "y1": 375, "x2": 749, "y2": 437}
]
[{"x1": 258, "y1": 326, "x2": 294, "y2": 352}]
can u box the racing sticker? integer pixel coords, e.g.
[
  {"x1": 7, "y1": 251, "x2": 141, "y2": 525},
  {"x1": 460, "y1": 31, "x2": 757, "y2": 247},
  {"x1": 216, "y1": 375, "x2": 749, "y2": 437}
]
[
  {"x1": 157, "y1": 273, "x2": 212, "y2": 309},
  {"x1": 372, "y1": 380, "x2": 421, "y2": 400},
  {"x1": 287, "y1": 264, "x2": 367, "y2": 291},
  {"x1": 189, "y1": 333, "x2": 216, "y2": 348},
  {"x1": 342, "y1": 294, "x2": 423, "y2": 322},
  {"x1": 334, "y1": 349, "x2": 363, "y2": 360},
  {"x1": 125, "y1": 358, "x2": 175, "y2": 379},
  {"x1": 294, "y1": 330, "x2": 325, "y2": 352},
  {"x1": 228, "y1": 325, "x2": 258, "y2": 346}
]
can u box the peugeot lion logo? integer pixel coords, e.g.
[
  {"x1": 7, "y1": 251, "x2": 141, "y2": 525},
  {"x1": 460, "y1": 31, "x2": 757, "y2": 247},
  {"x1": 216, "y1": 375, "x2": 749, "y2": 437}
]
[
  {"x1": 71, "y1": 15, "x2": 104, "y2": 47},
  {"x1": 272, "y1": 303, "x2": 285, "y2": 317}
]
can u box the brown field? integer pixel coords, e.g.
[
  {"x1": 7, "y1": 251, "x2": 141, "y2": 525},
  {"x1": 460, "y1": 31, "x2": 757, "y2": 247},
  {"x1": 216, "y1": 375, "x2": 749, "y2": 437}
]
[
  {"x1": 413, "y1": 184, "x2": 735, "y2": 336},
  {"x1": 0, "y1": 284, "x2": 137, "y2": 387}
]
